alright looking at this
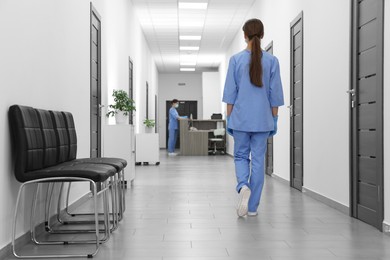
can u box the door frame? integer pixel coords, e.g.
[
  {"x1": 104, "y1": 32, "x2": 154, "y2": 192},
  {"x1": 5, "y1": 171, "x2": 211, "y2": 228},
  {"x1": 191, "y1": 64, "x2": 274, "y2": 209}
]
[
  {"x1": 290, "y1": 11, "x2": 304, "y2": 190},
  {"x1": 349, "y1": 0, "x2": 384, "y2": 230},
  {"x1": 146, "y1": 81, "x2": 149, "y2": 120},
  {"x1": 129, "y1": 57, "x2": 134, "y2": 125},
  {"x1": 265, "y1": 41, "x2": 274, "y2": 176},
  {"x1": 90, "y1": 3, "x2": 102, "y2": 157}
]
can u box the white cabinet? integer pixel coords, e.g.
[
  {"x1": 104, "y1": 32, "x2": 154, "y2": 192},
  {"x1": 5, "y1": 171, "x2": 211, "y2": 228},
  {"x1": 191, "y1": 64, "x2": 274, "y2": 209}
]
[
  {"x1": 103, "y1": 124, "x2": 135, "y2": 182},
  {"x1": 135, "y1": 133, "x2": 160, "y2": 165}
]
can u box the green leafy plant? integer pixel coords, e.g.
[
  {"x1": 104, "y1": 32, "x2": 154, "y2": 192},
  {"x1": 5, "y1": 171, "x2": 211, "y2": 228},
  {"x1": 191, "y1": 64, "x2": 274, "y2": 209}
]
[
  {"x1": 143, "y1": 119, "x2": 156, "y2": 128},
  {"x1": 106, "y1": 89, "x2": 136, "y2": 117}
]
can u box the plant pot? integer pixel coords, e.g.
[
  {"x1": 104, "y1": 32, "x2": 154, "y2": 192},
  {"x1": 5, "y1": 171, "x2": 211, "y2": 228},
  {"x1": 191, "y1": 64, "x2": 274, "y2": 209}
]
[
  {"x1": 115, "y1": 111, "x2": 128, "y2": 124},
  {"x1": 145, "y1": 127, "x2": 154, "y2": 133}
]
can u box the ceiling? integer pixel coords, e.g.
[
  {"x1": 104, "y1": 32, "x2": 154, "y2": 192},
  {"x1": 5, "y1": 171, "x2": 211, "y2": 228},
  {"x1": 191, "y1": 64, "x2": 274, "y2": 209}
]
[{"x1": 132, "y1": 0, "x2": 256, "y2": 73}]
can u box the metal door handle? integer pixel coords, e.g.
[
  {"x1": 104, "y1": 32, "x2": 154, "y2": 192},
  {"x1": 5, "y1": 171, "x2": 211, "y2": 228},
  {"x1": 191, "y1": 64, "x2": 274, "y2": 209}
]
[
  {"x1": 346, "y1": 89, "x2": 356, "y2": 96},
  {"x1": 98, "y1": 104, "x2": 105, "y2": 117},
  {"x1": 287, "y1": 105, "x2": 293, "y2": 117}
]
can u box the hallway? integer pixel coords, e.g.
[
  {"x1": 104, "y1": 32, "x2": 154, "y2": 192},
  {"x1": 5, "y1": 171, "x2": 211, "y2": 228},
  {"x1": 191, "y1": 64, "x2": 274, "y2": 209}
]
[{"x1": 6, "y1": 154, "x2": 390, "y2": 259}]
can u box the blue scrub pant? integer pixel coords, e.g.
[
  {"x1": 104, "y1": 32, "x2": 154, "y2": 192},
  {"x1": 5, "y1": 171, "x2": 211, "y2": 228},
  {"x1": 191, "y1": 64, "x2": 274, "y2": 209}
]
[
  {"x1": 233, "y1": 130, "x2": 270, "y2": 212},
  {"x1": 168, "y1": 128, "x2": 178, "y2": 153}
]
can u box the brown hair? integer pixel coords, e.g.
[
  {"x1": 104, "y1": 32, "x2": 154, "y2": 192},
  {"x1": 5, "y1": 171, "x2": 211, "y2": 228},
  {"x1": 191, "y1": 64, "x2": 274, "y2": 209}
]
[
  {"x1": 171, "y1": 99, "x2": 179, "y2": 104},
  {"x1": 243, "y1": 19, "x2": 264, "y2": 87}
]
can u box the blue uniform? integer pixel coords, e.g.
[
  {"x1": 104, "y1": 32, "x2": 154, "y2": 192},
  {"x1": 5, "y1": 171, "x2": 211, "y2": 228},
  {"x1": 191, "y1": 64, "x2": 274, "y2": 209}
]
[
  {"x1": 223, "y1": 49, "x2": 284, "y2": 213},
  {"x1": 168, "y1": 107, "x2": 180, "y2": 153}
]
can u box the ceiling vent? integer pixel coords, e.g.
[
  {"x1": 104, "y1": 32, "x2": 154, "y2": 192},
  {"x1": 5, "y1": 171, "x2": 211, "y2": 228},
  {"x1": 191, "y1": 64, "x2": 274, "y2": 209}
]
[{"x1": 178, "y1": 83, "x2": 186, "y2": 86}]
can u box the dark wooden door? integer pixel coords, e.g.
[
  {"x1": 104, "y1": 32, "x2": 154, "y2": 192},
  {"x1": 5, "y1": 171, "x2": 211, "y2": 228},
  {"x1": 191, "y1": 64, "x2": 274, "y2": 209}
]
[
  {"x1": 290, "y1": 12, "x2": 303, "y2": 191},
  {"x1": 265, "y1": 41, "x2": 274, "y2": 176},
  {"x1": 166, "y1": 101, "x2": 198, "y2": 149},
  {"x1": 350, "y1": 0, "x2": 384, "y2": 230},
  {"x1": 90, "y1": 4, "x2": 101, "y2": 158}
]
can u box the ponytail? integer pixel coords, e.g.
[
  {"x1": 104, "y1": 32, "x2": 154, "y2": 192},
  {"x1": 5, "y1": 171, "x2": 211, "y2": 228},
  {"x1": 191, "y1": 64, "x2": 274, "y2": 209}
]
[
  {"x1": 250, "y1": 36, "x2": 263, "y2": 87},
  {"x1": 242, "y1": 19, "x2": 264, "y2": 87}
]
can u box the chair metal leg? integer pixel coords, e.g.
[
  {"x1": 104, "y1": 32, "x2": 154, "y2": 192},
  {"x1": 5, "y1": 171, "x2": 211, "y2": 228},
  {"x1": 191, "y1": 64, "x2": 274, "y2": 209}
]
[
  {"x1": 54, "y1": 173, "x2": 122, "y2": 228},
  {"x1": 12, "y1": 178, "x2": 101, "y2": 258},
  {"x1": 30, "y1": 183, "x2": 40, "y2": 243},
  {"x1": 51, "y1": 180, "x2": 117, "y2": 231},
  {"x1": 32, "y1": 180, "x2": 111, "y2": 244},
  {"x1": 44, "y1": 183, "x2": 56, "y2": 232}
]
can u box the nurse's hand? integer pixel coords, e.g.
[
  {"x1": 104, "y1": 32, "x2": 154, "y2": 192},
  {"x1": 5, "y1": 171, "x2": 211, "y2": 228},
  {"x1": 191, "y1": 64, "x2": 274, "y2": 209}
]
[
  {"x1": 226, "y1": 116, "x2": 233, "y2": 136},
  {"x1": 269, "y1": 116, "x2": 278, "y2": 137}
]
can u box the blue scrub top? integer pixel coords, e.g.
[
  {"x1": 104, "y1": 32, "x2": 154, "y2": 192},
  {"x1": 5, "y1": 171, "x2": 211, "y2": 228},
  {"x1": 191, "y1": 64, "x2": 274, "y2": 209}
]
[
  {"x1": 223, "y1": 50, "x2": 284, "y2": 132},
  {"x1": 168, "y1": 107, "x2": 180, "y2": 130}
]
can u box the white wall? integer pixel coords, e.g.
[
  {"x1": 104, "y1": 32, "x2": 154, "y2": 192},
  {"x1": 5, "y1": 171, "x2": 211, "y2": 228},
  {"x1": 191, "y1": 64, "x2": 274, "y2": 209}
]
[
  {"x1": 202, "y1": 72, "x2": 222, "y2": 119},
  {"x1": 97, "y1": 0, "x2": 158, "y2": 133},
  {"x1": 383, "y1": 0, "x2": 390, "y2": 227},
  {"x1": 0, "y1": 0, "x2": 157, "y2": 250},
  {"x1": 222, "y1": 0, "x2": 350, "y2": 207},
  {"x1": 158, "y1": 73, "x2": 203, "y2": 148},
  {"x1": 0, "y1": 0, "x2": 91, "y2": 249}
]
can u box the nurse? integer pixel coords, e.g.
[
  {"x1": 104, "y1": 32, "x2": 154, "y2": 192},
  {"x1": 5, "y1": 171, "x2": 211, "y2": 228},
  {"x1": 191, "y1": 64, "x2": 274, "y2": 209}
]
[
  {"x1": 168, "y1": 99, "x2": 187, "y2": 156},
  {"x1": 223, "y1": 19, "x2": 284, "y2": 217}
]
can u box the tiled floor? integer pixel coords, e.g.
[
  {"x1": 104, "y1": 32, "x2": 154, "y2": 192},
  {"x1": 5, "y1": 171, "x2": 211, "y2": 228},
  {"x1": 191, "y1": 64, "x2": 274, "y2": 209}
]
[{"x1": 6, "y1": 153, "x2": 390, "y2": 259}]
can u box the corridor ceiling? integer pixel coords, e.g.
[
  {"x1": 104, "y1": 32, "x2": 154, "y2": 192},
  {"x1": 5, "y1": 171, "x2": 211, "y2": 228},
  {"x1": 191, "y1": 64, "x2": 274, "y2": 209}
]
[{"x1": 132, "y1": 0, "x2": 257, "y2": 73}]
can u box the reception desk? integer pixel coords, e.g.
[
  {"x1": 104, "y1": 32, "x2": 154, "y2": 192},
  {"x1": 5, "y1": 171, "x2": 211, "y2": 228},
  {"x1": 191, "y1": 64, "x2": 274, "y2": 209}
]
[{"x1": 179, "y1": 119, "x2": 226, "y2": 156}]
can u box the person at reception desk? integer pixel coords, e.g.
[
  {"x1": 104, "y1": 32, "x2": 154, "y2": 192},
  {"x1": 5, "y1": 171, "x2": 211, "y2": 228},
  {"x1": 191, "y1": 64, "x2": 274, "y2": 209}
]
[
  {"x1": 168, "y1": 99, "x2": 187, "y2": 156},
  {"x1": 223, "y1": 19, "x2": 284, "y2": 217}
]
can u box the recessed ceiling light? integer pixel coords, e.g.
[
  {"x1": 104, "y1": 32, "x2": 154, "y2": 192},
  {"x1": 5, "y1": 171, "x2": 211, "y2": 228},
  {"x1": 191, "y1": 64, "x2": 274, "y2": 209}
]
[
  {"x1": 179, "y1": 20, "x2": 204, "y2": 27},
  {"x1": 180, "y1": 62, "x2": 197, "y2": 66},
  {"x1": 180, "y1": 68, "x2": 196, "y2": 72},
  {"x1": 180, "y1": 46, "x2": 200, "y2": 51},
  {"x1": 179, "y1": 2, "x2": 208, "y2": 9},
  {"x1": 180, "y1": 35, "x2": 202, "y2": 41}
]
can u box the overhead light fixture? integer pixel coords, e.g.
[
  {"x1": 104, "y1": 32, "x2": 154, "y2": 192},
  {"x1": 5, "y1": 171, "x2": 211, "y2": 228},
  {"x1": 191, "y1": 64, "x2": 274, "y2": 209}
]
[
  {"x1": 180, "y1": 62, "x2": 197, "y2": 66},
  {"x1": 179, "y1": 20, "x2": 204, "y2": 27},
  {"x1": 180, "y1": 46, "x2": 200, "y2": 51},
  {"x1": 179, "y1": 2, "x2": 208, "y2": 9},
  {"x1": 180, "y1": 35, "x2": 202, "y2": 41},
  {"x1": 180, "y1": 68, "x2": 196, "y2": 72}
]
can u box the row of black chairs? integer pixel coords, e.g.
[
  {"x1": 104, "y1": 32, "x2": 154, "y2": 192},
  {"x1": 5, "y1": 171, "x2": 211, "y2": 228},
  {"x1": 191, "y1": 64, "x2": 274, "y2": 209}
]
[{"x1": 9, "y1": 105, "x2": 128, "y2": 258}]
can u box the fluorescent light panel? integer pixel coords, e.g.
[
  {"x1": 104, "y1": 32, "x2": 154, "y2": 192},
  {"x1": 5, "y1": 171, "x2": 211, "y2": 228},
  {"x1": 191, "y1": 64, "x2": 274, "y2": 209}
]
[
  {"x1": 180, "y1": 62, "x2": 197, "y2": 66},
  {"x1": 179, "y1": 2, "x2": 208, "y2": 9},
  {"x1": 180, "y1": 68, "x2": 196, "y2": 72},
  {"x1": 180, "y1": 46, "x2": 200, "y2": 51},
  {"x1": 180, "y1": 35, "x2": 202, "y2": 41},
  {"x1": 179, "y1": 21, "x2": 204, "y2": 27}
]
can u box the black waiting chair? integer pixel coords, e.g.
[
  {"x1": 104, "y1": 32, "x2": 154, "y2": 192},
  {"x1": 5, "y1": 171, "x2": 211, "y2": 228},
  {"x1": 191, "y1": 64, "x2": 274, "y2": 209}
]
[
  {"x1": 31, "y1": 109, "x2": 116, "y2": 238},
  {"x1": 9, "y1": 105, "x2": 118, "y2": 258},
  {"x1": 48, "y1": 111, "x2": 127, "y2": 230}
]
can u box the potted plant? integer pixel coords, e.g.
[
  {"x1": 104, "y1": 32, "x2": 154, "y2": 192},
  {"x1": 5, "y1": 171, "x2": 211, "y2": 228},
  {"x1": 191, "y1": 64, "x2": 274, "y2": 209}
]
[
  {"x1": 143, "y1": 119, "x2": 155, "y2": 133},
  {"x1": 106, "y1": 89, "x2": 135, "y2": 124}
]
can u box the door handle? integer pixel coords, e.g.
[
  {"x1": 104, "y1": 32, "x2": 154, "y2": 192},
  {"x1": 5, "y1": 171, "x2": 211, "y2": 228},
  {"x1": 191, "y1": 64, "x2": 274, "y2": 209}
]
[
  {"x1": 287, "y1": 105, "x2": 293, "y2": 117},
  {"x1": 346, "y1": 89, "x2": 356, "y2": 96},
  {"x1": 98, "y1": 104, "x2": 105, "y2": 117}
]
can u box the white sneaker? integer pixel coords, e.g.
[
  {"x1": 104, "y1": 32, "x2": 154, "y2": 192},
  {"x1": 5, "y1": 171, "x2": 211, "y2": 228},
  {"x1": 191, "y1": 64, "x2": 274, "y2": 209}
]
[
  {"x1": 168, "y1": 153, "x2": 178, "y2": 156},
  {"x1": 247, "y1": 211, "x2": 258, "y2": 217},
  {"x1": 237, "y1": 186, "x2": 251, "y2": 217}
]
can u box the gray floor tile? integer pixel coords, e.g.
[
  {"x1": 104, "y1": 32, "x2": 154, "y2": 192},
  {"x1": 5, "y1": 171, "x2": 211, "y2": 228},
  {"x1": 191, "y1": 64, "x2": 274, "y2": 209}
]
[{"x1": 6, "y1": 152, "x2": 390, "y2": 259}]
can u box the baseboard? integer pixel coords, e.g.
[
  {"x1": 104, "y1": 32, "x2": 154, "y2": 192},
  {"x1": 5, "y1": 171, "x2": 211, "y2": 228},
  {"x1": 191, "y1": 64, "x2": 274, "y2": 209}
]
[
  {"x1": 270, "y1": 174, "x2": 349, "y2": 216},
  {"x1": 66, "y1": 192, "x2": 91, "y2": 213},
  {"x1": 302, "y1": 187, "x2": 349, "y2": 216},
  {"x1": 383, "y1": 221, "x2": 390, "y2": 235},
  {"x1": 0, "y1": 193, "x2": 90, "y2": 258},
  {"x1": 0, "y1": 225, "x2": 32, "y2": 259},
  {"x1": 270, "y1": 173, "x2": 290, "y2": 185}
]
